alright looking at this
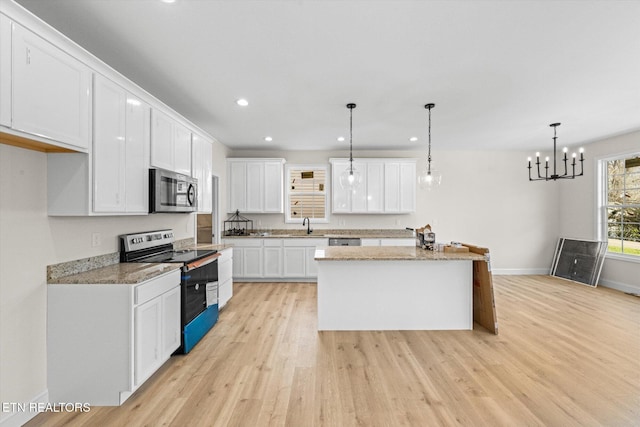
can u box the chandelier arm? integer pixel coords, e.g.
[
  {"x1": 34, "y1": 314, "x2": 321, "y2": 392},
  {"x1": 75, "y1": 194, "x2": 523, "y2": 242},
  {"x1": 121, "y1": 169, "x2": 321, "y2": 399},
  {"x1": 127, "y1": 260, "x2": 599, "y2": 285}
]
[{"x1": 578, "y1": 155, "x2": 584, "y2": 176}]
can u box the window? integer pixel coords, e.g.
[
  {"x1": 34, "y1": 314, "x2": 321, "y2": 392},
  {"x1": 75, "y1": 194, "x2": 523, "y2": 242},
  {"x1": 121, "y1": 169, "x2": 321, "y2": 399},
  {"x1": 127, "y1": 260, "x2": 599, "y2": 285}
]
[
  {"x1": 600, "y1": 153, "x2": 640, "y2": 257},
  {"x1": 285, "y1": 164, "x2": 329, "y2": 223}
]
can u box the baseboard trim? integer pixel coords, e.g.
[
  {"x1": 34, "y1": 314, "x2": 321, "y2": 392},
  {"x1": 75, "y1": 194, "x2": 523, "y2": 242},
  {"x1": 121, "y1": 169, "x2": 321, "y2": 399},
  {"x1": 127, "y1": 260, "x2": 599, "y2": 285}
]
[
  {"x1": 492, "y1": 268, "x2": 549, "y2": 275},
  {"x1": 233, "y1": 278, "x2": 317, "y2": 283},
  {"x1": 0, "y1": 389, "x2": 48, "y2": 427},
  {"x1": 598, "y1": 278, "x2": 640, "y2": 295}
]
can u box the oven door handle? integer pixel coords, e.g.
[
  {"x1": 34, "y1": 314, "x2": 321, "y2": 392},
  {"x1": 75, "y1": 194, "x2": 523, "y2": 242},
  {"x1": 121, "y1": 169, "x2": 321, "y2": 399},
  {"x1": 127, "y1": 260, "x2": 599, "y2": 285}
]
[{"x1": 184, "y1": 253, "x2": 220, "y2": 271}]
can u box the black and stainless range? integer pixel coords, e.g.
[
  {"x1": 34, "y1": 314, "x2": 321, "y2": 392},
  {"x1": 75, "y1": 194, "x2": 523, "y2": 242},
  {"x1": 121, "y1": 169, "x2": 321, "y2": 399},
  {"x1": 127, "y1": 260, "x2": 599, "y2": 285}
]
[{"x1": 120, "y1": 229, "x2": 219, "y2": 354}]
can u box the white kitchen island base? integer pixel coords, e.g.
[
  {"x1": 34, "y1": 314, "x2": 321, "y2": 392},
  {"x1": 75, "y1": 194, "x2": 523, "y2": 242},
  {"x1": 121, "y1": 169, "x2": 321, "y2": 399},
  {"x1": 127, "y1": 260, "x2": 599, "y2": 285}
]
[{"x1": 315, "y1": 246, "x2": 484, "y2": 331}]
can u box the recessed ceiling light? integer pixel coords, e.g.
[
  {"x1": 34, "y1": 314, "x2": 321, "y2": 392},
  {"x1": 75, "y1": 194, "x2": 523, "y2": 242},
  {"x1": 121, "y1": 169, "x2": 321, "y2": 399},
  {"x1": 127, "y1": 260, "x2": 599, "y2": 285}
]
[
  {"x1": 264, "y1": 136, "x2": 273, "y2": 142},
  {"x1": 409, "y1": 137, "x2": 418, "y2": 142},
  {"x1": 160, "y1": 0, "x2": 176, "y2": 3},
  {"x1": 236, "y1": 98, "x2": 249, "y2": 107},
  {"x1": 337, "y1": 136, "x2": 345, "y2": 142}
]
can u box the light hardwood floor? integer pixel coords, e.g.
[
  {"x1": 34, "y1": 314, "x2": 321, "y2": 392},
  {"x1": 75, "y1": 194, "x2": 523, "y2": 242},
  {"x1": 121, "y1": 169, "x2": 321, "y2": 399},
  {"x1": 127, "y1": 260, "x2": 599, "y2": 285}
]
[{"x1": 27, "y1": 275, "x2": 639, "y2": 426}]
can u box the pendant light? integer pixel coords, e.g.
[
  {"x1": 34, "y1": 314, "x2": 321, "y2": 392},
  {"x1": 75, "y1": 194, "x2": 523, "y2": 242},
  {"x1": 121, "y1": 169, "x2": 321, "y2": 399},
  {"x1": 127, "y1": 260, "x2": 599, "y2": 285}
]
[
  {"x1": 417, "y1": 103, "x2": 442, "y2": 190},
  {"x1": 339, "y1": 103, "x2": 362, "y2": 190},
  {"x1": 527, "y1": 123, "x2": 584, "y2": 181}
]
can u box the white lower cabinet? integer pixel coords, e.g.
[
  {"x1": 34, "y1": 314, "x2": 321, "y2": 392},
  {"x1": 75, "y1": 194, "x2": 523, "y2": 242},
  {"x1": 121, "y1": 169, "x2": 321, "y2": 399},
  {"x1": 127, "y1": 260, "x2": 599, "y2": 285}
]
[
  {"x1": 48, "y1": 269, "x2": 181, "y2": 406},
  {"x1": 305, "y1": 246, "x2": 319, "y2": 277},
  {"x1": 243, "y1": 247, "x2": 263, "y2": 278},
  {"x1": 161, "y1": 286, "x2": 181, "y2": 361},
  {"x1": 134, "y1": 296, "x2": 163, "y2": 386},
  {"x1": 283, "y1": 247, "x2": 306, "y2": 277},
  {"x1": 264, "y1": 241, "x2": 283, "y2": 277},
  {"x1": 133, "y1": 283, "x2": 181, "y2": 387},
  {"x1": 232, "y1": 247, "x2": 244, "y2": 278},
  {"x1": 218, "y1": 248, "x2": 233, "y2": 308},
  {"x1": 224, "y1": 238, "x2": 327, "y2": 280}
]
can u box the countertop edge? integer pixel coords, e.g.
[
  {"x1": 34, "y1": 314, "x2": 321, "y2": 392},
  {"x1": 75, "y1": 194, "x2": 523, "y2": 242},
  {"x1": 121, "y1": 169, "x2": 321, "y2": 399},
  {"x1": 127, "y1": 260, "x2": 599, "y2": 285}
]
[{"x1": 47, "y1": 263, "x2": 182, "y2": 285}]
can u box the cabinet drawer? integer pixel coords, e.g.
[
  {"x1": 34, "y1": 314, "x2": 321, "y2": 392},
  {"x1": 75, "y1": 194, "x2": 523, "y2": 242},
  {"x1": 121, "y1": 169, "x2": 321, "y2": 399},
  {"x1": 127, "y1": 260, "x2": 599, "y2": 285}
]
[
  {"x1": 228, "y1": 239, "x2": 263, "y2": 247},
  {"x1": 219, "y1": 259, "x2": 233, "y2": 283},
  {"x1": 283, "y1": 238, "x2": 327, "y2": 247},
  {"x1": 135, "y1": 270, "x2": 180, "y2": 305},
  {"x1": 263, "y1": 239, "x2": 283, "y2": 247}
]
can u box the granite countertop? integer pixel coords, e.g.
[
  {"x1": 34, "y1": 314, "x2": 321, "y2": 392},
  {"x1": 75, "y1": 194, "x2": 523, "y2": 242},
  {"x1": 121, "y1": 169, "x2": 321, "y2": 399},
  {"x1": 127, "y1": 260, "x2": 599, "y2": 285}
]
[
  {"x1": 314, "y1": 246, "x2": 486, "y2": 261},
  {"x1": 223, "y1": 229, "x2": 415, "y2": 239},
  {"x1": 48, "y1": 262, "x2": 182, "y2": 285},
  {"x1": 192, "y1": 243, "x2": 234, "y2": 251}
]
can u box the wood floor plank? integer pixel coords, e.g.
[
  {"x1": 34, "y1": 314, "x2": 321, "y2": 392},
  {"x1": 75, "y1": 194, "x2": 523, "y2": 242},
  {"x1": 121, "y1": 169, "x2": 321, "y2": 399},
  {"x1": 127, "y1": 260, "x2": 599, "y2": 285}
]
[{"x1": 26, "y1": 276, "x2": 640, "y2": 426}]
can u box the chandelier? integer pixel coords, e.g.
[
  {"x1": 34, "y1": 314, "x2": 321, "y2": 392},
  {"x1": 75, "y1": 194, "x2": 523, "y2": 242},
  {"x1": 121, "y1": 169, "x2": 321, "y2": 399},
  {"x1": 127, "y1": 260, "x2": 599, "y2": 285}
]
[
  {"x1": 417, "y1": 103, "x2": 441, "y2": 190},
  {"x1": 528, "y1": 123, "x2": 584, "y2": 181},
  {"x1": 339, "y1": 103, "x2": 362, "y2": 190}
]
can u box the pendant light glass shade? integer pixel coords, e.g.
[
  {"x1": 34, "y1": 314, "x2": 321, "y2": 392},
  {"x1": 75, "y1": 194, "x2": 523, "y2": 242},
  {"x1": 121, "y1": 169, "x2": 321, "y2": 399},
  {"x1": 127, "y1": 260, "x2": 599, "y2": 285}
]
[
  {"x1": 418, "y1": 103, "x2": 441, "y2": 190},
  {"x1": 340, "y1": 103, "x2": 361, "y2": 190},
  {"x1": 339, "y1": 164, "x2": 362, "y2": 190},
  {"x1": 418, "y1": 168, "x2": 442, "y2": 190}
]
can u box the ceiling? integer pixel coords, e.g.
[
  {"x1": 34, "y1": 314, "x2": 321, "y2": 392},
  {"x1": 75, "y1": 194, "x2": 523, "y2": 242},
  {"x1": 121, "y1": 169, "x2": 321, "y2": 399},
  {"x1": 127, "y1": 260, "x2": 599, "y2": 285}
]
[{"x1": 14, "y1": 0, "x2": 640, "y2": 152}]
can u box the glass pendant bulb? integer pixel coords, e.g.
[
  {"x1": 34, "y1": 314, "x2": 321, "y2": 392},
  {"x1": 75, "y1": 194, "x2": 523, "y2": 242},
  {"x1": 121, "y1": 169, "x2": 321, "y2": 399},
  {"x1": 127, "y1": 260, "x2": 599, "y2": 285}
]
[
  {"x1": 339, "y1": 165, "x2": 362, "y2": 190},
  {"x1": 418, "y1": 168, "x2": 442, "y2": 190}
]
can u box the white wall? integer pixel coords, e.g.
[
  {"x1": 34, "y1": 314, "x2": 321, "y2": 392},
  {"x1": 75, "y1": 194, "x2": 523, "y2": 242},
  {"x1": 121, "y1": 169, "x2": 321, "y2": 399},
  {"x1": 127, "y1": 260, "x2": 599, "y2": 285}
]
[
  {"x1": 229, "y1": 148, "x2": 560, "y2": 272},
  {"x1": 558, "y1": 130, "x2": 640, "y2": 293}
]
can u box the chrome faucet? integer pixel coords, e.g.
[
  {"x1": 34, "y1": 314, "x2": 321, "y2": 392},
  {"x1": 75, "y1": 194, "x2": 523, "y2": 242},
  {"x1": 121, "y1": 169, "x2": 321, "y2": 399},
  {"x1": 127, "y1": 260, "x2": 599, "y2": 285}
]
[{"x1": 303, "y1": 217, "x2": 312, "y2": 234}]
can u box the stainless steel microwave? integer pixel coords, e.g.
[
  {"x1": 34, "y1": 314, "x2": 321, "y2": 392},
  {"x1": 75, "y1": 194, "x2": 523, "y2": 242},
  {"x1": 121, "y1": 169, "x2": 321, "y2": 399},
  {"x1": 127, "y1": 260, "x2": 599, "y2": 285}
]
[{"x1": 149, "y1": 168, "x2": 197, "y2": 213}]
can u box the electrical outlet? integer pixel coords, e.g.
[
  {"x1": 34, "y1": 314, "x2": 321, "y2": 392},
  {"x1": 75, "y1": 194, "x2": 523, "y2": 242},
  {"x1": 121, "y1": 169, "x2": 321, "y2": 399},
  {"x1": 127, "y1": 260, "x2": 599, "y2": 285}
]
[
  {"x1": 258, "y1": 220, "x2": 262, "y2": 226},
  {"x1": 91, "y1": 232, "x2": 101, "y2": 247},
  {"x1": 395, "y1": 219, "x2": 401, "y2": 226},
  {"x1": 339, "y1": 219, "x2": 346, "y2": 226}
]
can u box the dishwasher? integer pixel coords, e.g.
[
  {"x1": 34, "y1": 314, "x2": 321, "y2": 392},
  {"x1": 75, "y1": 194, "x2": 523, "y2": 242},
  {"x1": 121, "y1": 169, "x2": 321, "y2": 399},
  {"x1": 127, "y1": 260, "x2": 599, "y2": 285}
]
[{"x1": 328, "y1": 237, "x2": 361, "y2": 246}]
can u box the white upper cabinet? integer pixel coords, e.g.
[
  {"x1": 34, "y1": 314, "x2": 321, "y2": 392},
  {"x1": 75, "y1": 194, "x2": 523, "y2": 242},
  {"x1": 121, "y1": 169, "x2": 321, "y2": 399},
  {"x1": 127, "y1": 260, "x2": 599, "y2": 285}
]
[
  {"x1": 93, "y1": 74, "x2": 126, "y2": 212},
  {"x1": 399, "y1": 161, "x2": 416, "y2": 212},
  {"x1": 330, "y1": 158, "x2": 416, "y2": 214},
  {"x1": 264, "y1": 161, "x2": 284, "y2": 212},
  {"x1": 93, "y1": 74, "x2": 149, "y2": 214},
  {"x1": 3, "y1": 1, "x2": 215, "y2": 217},
  {"x1": 228, "y1": 161, "x2": 247, "y2": 212},
  {"x1": 49, "y1": 73, "x2": 149, "y2": 216},
  {"x1": 246, "y1": 162, "x2": 265, "y2": 212},
  {"x1": 124, "y1": 92, "x2": 151, "y2": 213},
  {"x1": 366, "y1": 161, "x2": 385, "y2": 213},
  {"x1": 0, "y1": 14, "x2": 11, "y2": 128},
  {"x1": 331, "y1": 159, "x2": 352, "y2": 213},
  {"x1": 151, "y1": 109, "x2": 191, "y2": 175},
  {"x1": 191, "y1": 133, "x2": 213, "y2": 213},
  {"x1": 173, "y1": 123, "x2": 191, "y2": 176},
  {"x1": 9, "y1": 22, "x2": 91, "y2": 151},
  {"x1": 227, "y1": 158, "x2": 285, "y2": 213},
  {"x1": 150, "y1": 109, "x2": 173, "y2": 171}
]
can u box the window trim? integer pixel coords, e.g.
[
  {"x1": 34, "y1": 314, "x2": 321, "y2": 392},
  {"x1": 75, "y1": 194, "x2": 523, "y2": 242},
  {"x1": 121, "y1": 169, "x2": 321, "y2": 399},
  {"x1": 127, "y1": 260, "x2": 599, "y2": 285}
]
[
  {"x1": 597, "y1": 149, "x2": 640, "y2": 261},
  {"x1": 284, "y1": 163, "x2": 330, "y2": 224}
]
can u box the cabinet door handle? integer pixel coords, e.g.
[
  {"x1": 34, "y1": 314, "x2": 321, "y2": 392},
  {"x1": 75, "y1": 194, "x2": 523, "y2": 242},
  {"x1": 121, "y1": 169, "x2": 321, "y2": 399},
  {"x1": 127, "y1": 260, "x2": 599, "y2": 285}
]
[{"x1": 26, "y1": 47, "x2": 31, "y2": 65}]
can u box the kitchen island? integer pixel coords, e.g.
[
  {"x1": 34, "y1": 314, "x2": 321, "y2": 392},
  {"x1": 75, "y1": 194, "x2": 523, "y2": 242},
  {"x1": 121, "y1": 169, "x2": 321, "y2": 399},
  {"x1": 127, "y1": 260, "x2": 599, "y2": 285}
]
[{"x1": 314, "y1": 246, "x2": 486, "y2": 331}]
